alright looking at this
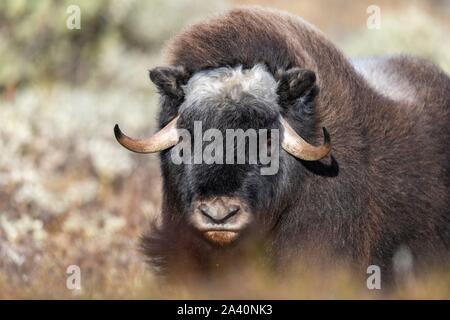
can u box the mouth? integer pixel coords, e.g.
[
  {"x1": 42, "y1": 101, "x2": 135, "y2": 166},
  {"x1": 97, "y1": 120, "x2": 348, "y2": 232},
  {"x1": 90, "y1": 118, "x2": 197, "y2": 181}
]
[{"x1": 203, "y1": 230, "x2": 239, "y2": 246}]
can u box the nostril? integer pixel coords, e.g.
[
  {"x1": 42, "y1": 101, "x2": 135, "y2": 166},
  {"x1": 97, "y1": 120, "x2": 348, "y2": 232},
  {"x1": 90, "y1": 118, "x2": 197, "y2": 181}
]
[
  {"x1": 223, "y1": 206, "x2": 240, "y2": 221},
  {"x1": 199, "y1": 204, "x2": 212, "y2": 218}
]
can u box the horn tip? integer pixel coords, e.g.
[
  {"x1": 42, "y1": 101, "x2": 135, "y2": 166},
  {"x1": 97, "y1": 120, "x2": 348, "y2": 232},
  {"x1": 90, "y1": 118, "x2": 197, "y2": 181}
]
[{"x1": 114, "y1": 124, "x2": 123, "y2": 140}]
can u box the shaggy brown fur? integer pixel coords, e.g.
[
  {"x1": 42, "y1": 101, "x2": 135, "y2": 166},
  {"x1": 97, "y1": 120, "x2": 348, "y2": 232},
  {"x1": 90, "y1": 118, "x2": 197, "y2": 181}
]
[{"x1": 142, "y1": 7, "x2": 450, "y2": 282}]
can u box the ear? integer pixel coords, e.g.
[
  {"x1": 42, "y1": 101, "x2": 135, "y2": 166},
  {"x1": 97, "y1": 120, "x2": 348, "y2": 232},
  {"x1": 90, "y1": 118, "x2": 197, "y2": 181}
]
[
  {"x1": 276, "y1": 68, "x2": 317, "y2": 105},
  {"x1": 149, "y1": 66, "x2": 189, "y2": 100}
]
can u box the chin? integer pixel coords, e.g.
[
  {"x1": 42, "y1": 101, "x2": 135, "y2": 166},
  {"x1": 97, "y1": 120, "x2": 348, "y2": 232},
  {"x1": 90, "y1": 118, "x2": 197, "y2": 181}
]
[{"x1": 203, "y1": 230, "x2": 240, "y2": 246}]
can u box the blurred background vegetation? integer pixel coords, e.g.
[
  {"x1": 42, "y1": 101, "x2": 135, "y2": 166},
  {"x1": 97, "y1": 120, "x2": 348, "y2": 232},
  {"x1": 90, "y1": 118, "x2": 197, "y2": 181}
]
[{"x1": 0, "y1": 0, "x2": 449, "y2": 298}]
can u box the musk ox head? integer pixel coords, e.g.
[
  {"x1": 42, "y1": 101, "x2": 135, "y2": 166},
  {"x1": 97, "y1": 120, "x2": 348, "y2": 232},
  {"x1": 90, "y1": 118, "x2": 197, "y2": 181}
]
[{"x1": 115, "y1": 64, "x2": 330, "y2": 247}]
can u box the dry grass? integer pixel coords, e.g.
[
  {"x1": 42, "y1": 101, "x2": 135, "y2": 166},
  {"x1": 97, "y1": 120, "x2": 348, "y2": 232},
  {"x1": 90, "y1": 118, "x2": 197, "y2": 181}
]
[{"x1": 2, "y1": 254, "x2": 450, "y2": 299}]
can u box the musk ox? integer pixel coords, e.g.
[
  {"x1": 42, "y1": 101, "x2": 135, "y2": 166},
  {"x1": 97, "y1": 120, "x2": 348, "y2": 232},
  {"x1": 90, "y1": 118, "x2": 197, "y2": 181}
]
[{"x1": 115, "y1": 7, "x2": 450, "y2": 281}]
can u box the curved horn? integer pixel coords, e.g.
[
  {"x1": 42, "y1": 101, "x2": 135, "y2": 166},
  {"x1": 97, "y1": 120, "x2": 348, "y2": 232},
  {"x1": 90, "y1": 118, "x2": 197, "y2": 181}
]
[
  {"x1": 114, "y1": 116, "x2": 179, "y2": 153},
  {"x1": 280, "y1": 116, "x2": 331, "y2": 161}
]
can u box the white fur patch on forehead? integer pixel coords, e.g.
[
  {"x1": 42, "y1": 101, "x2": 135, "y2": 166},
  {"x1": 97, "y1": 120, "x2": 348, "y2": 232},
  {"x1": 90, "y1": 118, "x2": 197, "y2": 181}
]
[{"x1": 181, "y1": 64, "x2": 278, "y2": 109}]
